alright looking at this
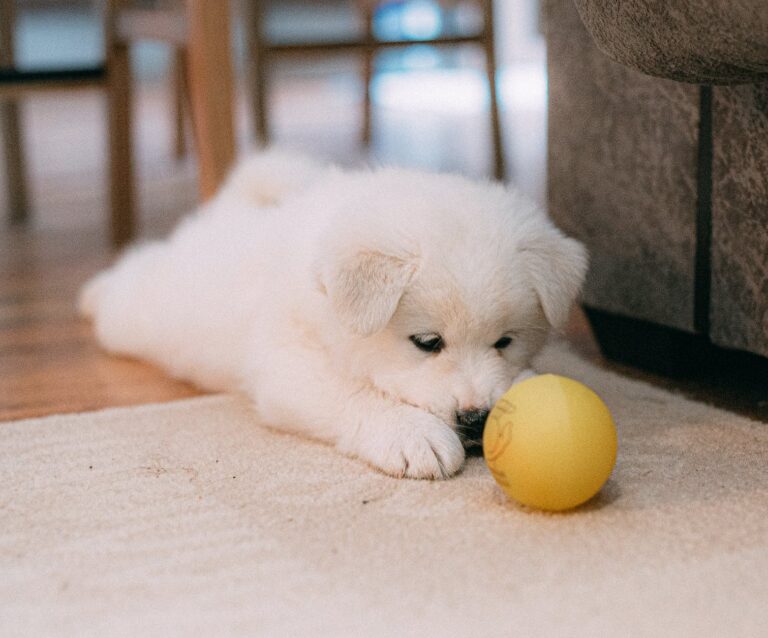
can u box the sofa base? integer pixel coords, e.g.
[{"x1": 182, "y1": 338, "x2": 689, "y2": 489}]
[{"x1": 583, "y1": 306, "x2": 768, "y2": 390}]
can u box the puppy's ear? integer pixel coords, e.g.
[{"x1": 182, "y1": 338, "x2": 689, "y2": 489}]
[
  {"x1": 318, "y1": 250, "x2": 418, "y2": 336},
  {"x1": 521, "y1": 228, "x2": 588, "y2": 329}
]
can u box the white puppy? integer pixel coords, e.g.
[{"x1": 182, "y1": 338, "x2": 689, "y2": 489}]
[{"x1": 80, "y1": 150, "x2": 587, "y2": 479}]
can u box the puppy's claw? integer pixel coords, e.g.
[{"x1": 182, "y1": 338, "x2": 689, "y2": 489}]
[
  {"x1": 429, "y1": 443, "x2": 448, "y2": 479},
  {"x1": 401, "y1": 454, "x2": 410, "y2": 478}
]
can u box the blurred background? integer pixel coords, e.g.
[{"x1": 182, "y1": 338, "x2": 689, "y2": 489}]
[
  {"x1": 0, "y1": 0, "x2": 546, "y2": 237},
  {"x1": 0, "y1": 0, "x2": 558, "y2": 420},
  {"x1": 3, "y1": 0, "x2": 766, "y2": 423}
]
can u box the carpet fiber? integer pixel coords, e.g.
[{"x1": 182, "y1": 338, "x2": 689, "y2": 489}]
[{"x1": 2, "y1": 341, "x2": 767, "y2": 637}]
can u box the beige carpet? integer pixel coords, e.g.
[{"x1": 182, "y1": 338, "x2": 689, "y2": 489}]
[{"x1": 2, "y1": 341, "x2": 767, "y2": 637}]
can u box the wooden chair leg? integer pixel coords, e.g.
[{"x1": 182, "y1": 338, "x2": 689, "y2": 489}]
[
  {"x1": 172, "y1": 47, "x2": 188, "y2": 160},
  {"x1": 483, "y1": 0, "x2": 505, "y2": 181},
  {"x1": 186, "y1": 0, "x2": 236, "y2": 199},
  {"x1": 242, "y1": 0, "x2": 268, "y2": 145},
  {"x1": 1, "y1": 100, "x2": 29, "y2": 224},
  {"x1": 361, "y1": 1, "x2": 375, "y2": 145},
  {"x1": 107, "y1": 40, "x2": 136, "y2": 246},
  {"x1": 1, "y1": 0, "x2": 29, "y2": 224}
]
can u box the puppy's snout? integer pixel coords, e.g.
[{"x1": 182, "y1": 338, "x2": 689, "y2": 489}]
[{"x1": 456, "y1": 409, "x2": 490, "y2": 453}]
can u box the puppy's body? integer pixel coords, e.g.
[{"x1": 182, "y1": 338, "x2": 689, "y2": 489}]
[{"x1": 81, "y1": 151, "x2": 587, "y2": 479}]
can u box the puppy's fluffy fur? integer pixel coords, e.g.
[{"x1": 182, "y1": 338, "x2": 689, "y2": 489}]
[{"x1": 80, "y1": 150, "x2": 587, "y2": 479}]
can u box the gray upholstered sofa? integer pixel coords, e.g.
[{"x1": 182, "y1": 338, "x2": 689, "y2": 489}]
[{"x1": 544, "y1": 0, "x2": 768, "y2": 376}]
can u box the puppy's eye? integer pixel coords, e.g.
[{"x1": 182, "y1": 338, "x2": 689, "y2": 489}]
[
  {"x1": 410, "y1": 333, "x2": 444, "y2": 354},
  {"x1": 494, "y1": 335, "x2": 514, "y2": 350}
]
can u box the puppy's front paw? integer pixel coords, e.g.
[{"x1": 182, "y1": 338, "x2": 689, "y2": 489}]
[{"x1": 340, "y1": 408, "x2": 465, "y2": 480}]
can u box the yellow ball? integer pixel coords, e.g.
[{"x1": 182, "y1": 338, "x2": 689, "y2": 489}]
[{"x1": 483, "y1": 374, "x2": 617, "y2": 511}]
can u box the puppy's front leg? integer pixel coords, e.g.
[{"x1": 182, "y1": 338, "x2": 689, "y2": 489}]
[
  {"x1": 244, "y1": 348, "x2": 465, "y2": 479},
  {"x1": 335, "y1": 398, "x2": 466, "y2": 479}
]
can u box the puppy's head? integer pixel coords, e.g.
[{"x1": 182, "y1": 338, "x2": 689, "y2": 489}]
[{"x1": 314, "y1": 169, "x2": 587, "y2": 450}]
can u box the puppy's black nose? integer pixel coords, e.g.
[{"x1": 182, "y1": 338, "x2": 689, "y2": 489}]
[
  {"x1": 456, "y1": 408, "x2": 489, "y2": 430},
  {"x1": 456, "y1": 409, "x2": 490, "y2": 450}
]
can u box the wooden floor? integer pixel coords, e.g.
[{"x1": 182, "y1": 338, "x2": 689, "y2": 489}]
[
  {"x1": 1, "y1": 77, "x2": 766, "y2": 424},
  {"x1": 0, "y1": 225, "x2": 202, "y2": 421}
]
